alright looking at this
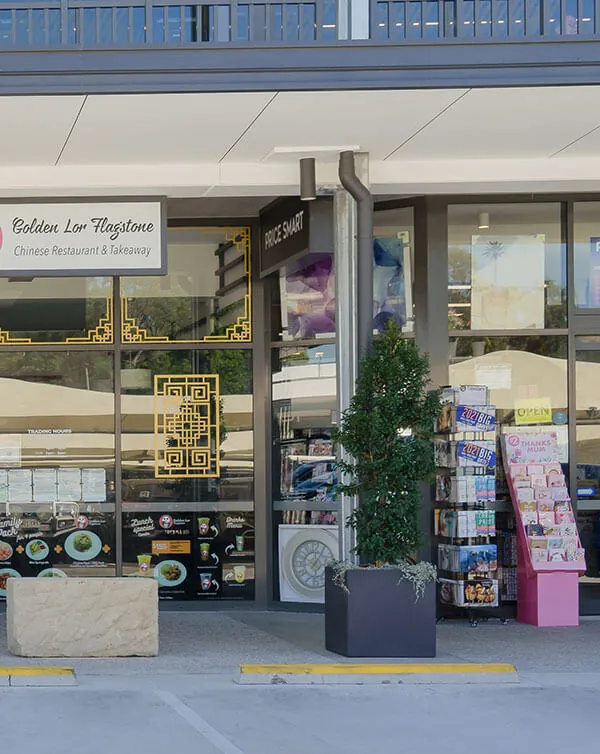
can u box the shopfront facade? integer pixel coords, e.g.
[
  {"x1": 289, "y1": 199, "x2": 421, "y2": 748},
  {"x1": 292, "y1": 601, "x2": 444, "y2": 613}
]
[
  {"x1": 0, "y1": 208, "x2": 263, "y2": 603},
  {"x1": 0, "y1": 193, "x2": 598, "y2": 614},
  {"x1": 267, "y1": 194, "x2": 600, "y2": 616},
  {"x1": 1, "y1": 193, "x2": 600, "y2": 615}
]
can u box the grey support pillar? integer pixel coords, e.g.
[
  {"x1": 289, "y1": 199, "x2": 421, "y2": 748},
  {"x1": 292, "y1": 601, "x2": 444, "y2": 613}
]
[
  {"x1": 413, "y1": 197, "x2": 449, "y2": 388},
  {"x1": 334, "y1": 153, "x2": 370, "y2": 564},
  {"x1": 413, "y1": 197, "x2": 449, "y2": 564}
]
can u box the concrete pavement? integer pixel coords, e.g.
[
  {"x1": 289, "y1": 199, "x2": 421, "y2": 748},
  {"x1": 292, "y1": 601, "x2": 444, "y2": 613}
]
[{"x1": 1, "y1": 611, "x2": 600, "y2": 754}]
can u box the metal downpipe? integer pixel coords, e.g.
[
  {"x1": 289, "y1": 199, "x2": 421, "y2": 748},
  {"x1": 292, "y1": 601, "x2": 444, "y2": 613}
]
[{"x1": 338, "y1": 150, "x2": 373, "y2": 363}]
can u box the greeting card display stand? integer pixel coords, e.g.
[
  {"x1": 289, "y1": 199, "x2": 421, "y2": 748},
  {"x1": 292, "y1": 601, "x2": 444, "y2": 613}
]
[{"x1": 501, "y1": 431, "x2": 585, "y2": 627}]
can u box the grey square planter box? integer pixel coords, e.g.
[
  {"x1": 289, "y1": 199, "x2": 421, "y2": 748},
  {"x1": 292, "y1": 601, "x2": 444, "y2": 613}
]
[{"x1": 325, "y1": 566, "x2": 436, "y2": 658}]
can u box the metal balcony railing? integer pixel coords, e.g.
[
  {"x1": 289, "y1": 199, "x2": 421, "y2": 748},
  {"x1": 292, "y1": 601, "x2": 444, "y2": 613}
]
[
  {"x1": 372, "y1": 0, "x2": 599, "y2": 40},
  {"x1": 0, "y1": 0, "x2": 597, "y2": 48}
]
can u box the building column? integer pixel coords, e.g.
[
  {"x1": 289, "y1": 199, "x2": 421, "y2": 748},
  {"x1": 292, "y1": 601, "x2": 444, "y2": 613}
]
[
  {"x1": 413, "y1": 197, "x2": 449, "y2": 563},
  {"x1": 334, "y1": 153, "x2": 369, "y2": 563}
]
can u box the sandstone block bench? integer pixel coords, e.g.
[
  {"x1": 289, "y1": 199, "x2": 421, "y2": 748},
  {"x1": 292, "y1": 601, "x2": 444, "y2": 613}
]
[{"x1": 7, "y1": 578, "x2": 158, "y2": 657}]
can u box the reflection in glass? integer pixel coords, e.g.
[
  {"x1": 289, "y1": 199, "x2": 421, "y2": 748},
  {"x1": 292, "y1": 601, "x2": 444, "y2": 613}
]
[
  {"x1": 121, "y1": 350, "x2": 253, "y2": 507},
  {"x1": 121, "y1": 227, "x2": 251, "y2": 343},
  {"x1": 575, "y1": 342, "x2": 600, "y2": 502},
  {"x1": 574, "y1": 203, "x2": 600, "y2": 309},
  {"x1": 574, "y1": 341, "x2": 600, "y2": 590},
  {"x1": 272, "y1": 206, "x2": 414, "y2": 341},
  {"x1": 276, "y1": 254, "x2": 335, "y2": 341},
  {"x1": 0, "y1": 352, "x2": 115, "y2": 583},
  {"x1": 0, "y1": 277, "x2": 112, "y2": 345},
  {"x1": 448, "y1": 204, "x2": 566, "y2": 330},
  {"x1": 272, "y1": 346, "x2": 337, "y2": 518},
  {"x1": 373, "y1": 207, "x2": 414, "y2": 334},
  {"x1": 450, "y1": 336, "x2": 568, "y2": 460}
]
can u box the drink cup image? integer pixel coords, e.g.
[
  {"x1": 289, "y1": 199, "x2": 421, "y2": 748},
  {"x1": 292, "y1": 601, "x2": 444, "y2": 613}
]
[
  {"x1": 198, "y1": 517, "x2": 210, "y2": 536},
  {"x1": 137, "y1": 554, "x2": 152, "y2": 576},
  {"x1": 233, "y1": 565, "x2": 246, "y2": 584},
  {"x1": 200, "y1": 543, "x2": 210, "y2": 561},
  {"x1": 235, "y1": 535, "x2": 244, "y2": 552},
  {"x1": 200, "y1": 573, "x2": 212, "y2": 591}
]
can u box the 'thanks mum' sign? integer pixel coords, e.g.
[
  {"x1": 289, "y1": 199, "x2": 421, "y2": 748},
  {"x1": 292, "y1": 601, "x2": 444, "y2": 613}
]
[{"x1": 0, "y1": 201, "x2": 165, "y2": 276}]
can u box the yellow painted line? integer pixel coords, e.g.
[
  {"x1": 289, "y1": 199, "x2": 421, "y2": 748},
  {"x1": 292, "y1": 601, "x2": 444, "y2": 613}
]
[
  {"x1": 0, "y1": 666, "x2": 74, "y2": 677},
  {"x1": 240, "y1": 663, "x2": 516, "y2": 675}
]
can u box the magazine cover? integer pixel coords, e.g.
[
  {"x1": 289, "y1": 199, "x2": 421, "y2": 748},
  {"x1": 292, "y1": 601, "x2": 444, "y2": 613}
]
[{"x1": 462, "y1": 579, "x2": 499, "y2": 607}]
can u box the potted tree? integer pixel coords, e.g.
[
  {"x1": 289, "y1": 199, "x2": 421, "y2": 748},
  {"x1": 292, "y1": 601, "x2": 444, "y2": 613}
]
[{"x1": 325, "y1": 321, "x2": 441, "y2": 657}]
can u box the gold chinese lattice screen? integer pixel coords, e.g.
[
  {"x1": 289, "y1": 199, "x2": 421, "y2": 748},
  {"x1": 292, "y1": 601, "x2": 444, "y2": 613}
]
[
  {"x1": 121, "y1": 227, "x2": 251, "y2": 344},
  {"x1": 154, "y1": 374, "x2": 220, "y2": 478}
]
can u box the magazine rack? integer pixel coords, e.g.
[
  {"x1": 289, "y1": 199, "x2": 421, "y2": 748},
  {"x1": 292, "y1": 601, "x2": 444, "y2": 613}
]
[
  {"x1": 502, "y1": 432, "x2": 585, "y2": 627},
  {"x1": 435, "y1": 389, "x2": 501, "y2": 624}
]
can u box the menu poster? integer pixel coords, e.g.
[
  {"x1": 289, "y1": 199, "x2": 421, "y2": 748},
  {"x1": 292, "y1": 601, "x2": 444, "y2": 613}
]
[
  {"x1": 8, "y1": 469, "x2": 32, "y2": 502},
  {"x1": 82, "y1": 468, "x2": 107, "y2": 503},
  {"x1": 122, "y1": 513, "x2": 196, "y2": 600},
  {"x1": 195, "y1": 512, "x2": 223, "y2": 598},
  {"x1": 0, "y1": 512, "x2": 116, "y2": 597},
  {"x1": 58, "y1": 468, "x2": 82, "y2": 501},
  {"x1": 43, "y1": 511, "x2": 115, "y2": 575},
  {"x1": 217, "y1": 512, "x2": 255, "y2": 600},
  {"x1": 33, "y1": 468, "x2": 58, "y2": 503}
]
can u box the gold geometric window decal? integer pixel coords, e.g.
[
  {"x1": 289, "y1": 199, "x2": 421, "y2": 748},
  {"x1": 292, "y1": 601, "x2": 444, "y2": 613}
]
[
  {"x1": 154, "y1": 374, "x2": 220, "y2": 478},
  {"x1": 121, "y1": 226, "x2": 251, "y2": 344},
  {"x1": 0, "y1": 294, "x2": 114, "y2": 346}
]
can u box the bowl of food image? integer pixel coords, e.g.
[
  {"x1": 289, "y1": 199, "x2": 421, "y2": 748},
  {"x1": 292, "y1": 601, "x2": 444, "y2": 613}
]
[
  {"x1": 37, "y1": 568, "x2": 68, "y2": 579},
  {"x1": 64, "y1": 531, "x2": 103, "y2": 561},
  {"x1": 154, "y1": 560, "x2": 187, "y2": 587},
  {"x1": 0, "y1": 569, "x2": 20, "y2": 596},
  {"x1": 26, "y1": 539, "x2": 50, "y2": 561},
  {"x1": 0, "y1": 541, "x2": 13, "y2": 561}
]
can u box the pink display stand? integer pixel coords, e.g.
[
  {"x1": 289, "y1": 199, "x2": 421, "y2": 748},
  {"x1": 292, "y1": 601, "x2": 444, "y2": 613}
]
[
  {"x1": 516, "y1": 529, "x2": 581, "y2": 627},
  {"x1": 502, "y1": 432, "x2": 585, "y2": 628}
]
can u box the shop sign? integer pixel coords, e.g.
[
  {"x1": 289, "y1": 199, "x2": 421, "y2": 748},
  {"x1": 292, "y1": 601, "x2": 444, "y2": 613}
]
[
  {"x1": 260, "y1": 198, "x2": 309, "y2": 276},
  {"x1": 0, "y1": 200, "x2": 165, "y2": 277},
  {"x1": 515, "y1": 398, "x2": 552, "y2": 426}
]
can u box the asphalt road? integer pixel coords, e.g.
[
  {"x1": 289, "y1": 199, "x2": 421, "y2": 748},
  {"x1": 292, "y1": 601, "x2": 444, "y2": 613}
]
[{"x1": 2, "y1": 670, "x2": 599, "y2": 754}]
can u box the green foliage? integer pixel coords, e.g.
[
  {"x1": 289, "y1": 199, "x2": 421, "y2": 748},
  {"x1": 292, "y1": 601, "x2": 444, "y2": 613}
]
[{"x1": 334, "y1": 321, "x2": 441, "y2": 565}]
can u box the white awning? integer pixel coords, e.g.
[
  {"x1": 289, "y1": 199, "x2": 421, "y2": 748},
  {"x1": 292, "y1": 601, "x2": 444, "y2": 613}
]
[{"x1": 3, "y1": 87, "x2": 600, "y2": 198}]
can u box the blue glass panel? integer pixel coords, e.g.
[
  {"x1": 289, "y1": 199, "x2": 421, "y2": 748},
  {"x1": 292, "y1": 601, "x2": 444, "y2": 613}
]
[
  {"x1": 113, "y1": 8, "x2": 130, "y2": 44},
  {"x1": 166, "y1": 6, "x2": 182, "y2": 42},
  {"x1": 236, "y1": 5, "x2": 249, "y2": 41},
  {"x1": 581, "y1": 0, "x2": 595, "y2": 34},
  {"x1": 406, "y1": 0, "x2": 422, "y2": 38},
  {"x1": 284, "y1": 4, "x2": 300, "y2": 41},
  {"x1": 48, "y1": 8, "x2": 60, "y2": 45},
  {"x1": 422, "y1": 0, "x2": 440, "y2": 38},
  {"x1": 152, "y1": 6, "x2": 166, "y2": 43},
  {"x1": 131, "y1": 6, "x2": 146, "y2": 43},
  {"x1": 82, "y1": 8, "x2": 97, "y2": 45}
]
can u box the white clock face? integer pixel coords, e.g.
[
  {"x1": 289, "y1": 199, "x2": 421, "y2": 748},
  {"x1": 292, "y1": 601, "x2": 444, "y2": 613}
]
[{"x1": 291, "y1": 540, "x2": 334, "y2": 589}]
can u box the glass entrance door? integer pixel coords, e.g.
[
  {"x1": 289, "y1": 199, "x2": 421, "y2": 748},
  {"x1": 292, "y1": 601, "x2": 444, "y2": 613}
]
[{"x1": 575, "y1": 337, "x2": 600, "y2": 613}]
